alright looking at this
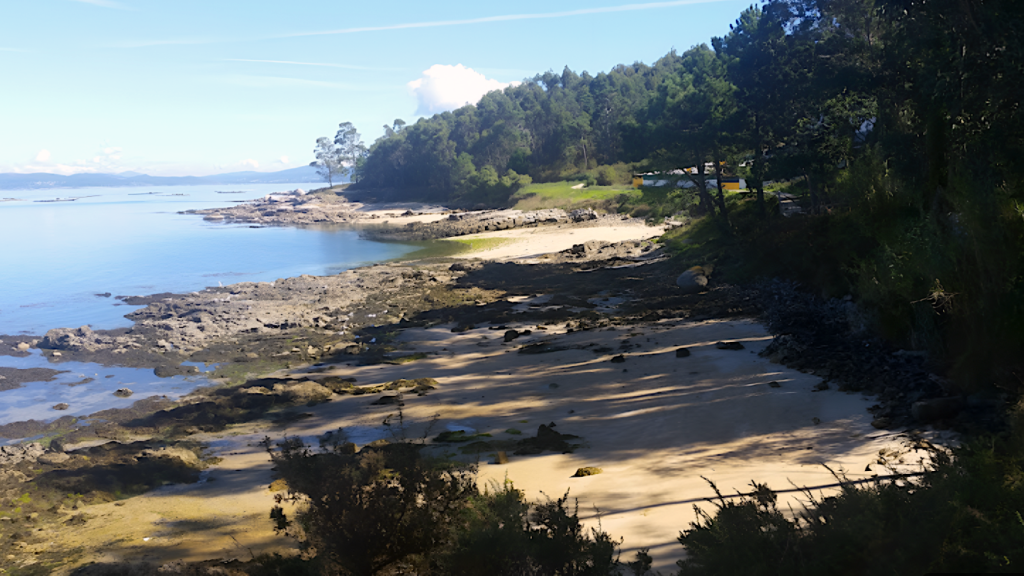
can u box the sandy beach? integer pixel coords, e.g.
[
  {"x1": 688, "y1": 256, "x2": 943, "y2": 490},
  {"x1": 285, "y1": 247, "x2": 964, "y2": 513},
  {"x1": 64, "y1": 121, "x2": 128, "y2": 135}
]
[
  {"x1": 450, "y1": 220, "x2": 666, "y2": 261},
  {"x1": 0, "y1": 216, "x2": 951, "y2": 575},
  {"x1": 44, "y1": 317, "x2": 940, "y2": 573},
  {"x1": 35, "y1": 217, "x2": 945, "y2": 573}
]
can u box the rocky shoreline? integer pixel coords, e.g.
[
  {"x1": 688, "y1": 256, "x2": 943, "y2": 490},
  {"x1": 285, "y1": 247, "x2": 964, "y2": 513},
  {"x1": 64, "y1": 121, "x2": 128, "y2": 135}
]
[
  {"x1": 0, "y1": 242, "x2": 982, "y2": 443},
  {"x1": 0, "y1": 227, "x2": 996, "y2": 573},
  {"x1": 0, "y1": 197, "x2": 999, "y2": 573},
  {"x1": 180, "y1": 187, "x2": 648, "y2": 242}
]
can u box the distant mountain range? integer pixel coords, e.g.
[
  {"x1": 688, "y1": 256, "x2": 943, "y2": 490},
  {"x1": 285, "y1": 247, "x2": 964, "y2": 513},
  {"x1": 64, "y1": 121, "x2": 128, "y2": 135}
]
[{"x1": 0, "y1": 165, "x2": 336, "y2": 190}]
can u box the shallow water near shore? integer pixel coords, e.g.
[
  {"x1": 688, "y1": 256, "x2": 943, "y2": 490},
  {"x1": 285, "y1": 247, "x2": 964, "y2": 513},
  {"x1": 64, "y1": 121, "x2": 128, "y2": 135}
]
[
  {"x1": 0, "y1": 183, "x2": 420, "y2": 335},
  {"x1": 0, "y1": 183, "x2": 424, "y2": 427},
  {"x1": 0, "y1": 349, "x2": 211, "y2": 435}
]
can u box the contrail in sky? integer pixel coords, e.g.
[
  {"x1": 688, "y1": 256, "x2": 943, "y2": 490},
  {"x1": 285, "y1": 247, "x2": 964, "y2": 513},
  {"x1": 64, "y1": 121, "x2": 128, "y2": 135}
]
[
  {"x1": 224, "y1": 59, "x2": 375, "y2": 70},
  {"x1": 283, "y1": 0, "x2": 732, "y2": 38}
]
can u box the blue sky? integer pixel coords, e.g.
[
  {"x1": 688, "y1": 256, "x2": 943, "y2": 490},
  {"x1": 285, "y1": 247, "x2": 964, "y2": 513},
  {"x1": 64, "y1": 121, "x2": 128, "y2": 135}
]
[{"x1": 1, "y1": 0, "x2": 756, "y2": 176}]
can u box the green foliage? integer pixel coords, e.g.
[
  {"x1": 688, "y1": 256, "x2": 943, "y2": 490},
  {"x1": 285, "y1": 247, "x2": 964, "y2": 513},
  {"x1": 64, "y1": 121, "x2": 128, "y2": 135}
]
[
  {"x1": 266, "y1": 436, "x2": 621, "y2": 575},
  {"x1": 677, "y1": 441, "x2": 1024, "y2": 576},
  {"x1": 510, "y1": 181, "x2": 637, "y2": 212},
  {"x1": 439, "y1": 481, "x2": 619, "y2": 576},
  {"x1": 352, "y1": 0, "x2": 1024, "y2": 391},
  {"x1": 266, "y1": 436, "x2": 477, "y2": 575}
]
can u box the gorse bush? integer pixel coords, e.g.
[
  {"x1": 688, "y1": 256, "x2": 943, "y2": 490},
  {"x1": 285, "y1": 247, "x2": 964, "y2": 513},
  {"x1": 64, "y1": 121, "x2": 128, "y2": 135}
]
[
  {"x1": 676, "y1": 441, "x2": 1024, "y2": 576},
  {"x1": 264, "y1": 434, "x2": 622, "y2": 576},
  {"x1": 266, "y1": 436, "x2": 476, "y2": 575}
]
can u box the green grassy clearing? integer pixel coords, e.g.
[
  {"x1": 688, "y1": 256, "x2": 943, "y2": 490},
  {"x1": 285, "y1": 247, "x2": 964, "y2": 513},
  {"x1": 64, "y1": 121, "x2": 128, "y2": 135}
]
[
  {"x1": 510, "y1": 181, "x2": 639, "y2": 211},
  {"x1": 390, "y1": 236, "x2": 513, "y2": 261}
]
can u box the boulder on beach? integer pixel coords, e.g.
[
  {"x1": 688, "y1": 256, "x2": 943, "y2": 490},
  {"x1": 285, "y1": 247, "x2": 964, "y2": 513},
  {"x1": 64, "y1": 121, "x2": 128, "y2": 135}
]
[
  {"x1": 676, "y1": 266, "x2": 709, "y2": 294},
  {"x1": 38, "y1": 452, "x2": 70, "y2": 465},
  {"x1": 113, "y1": 388, "x2": 133, "y2": 398},
  {"x1": 136, "y1": 446, "x2": 200, "y2": 468},
  {"x1": 272, "y1": 381, "x2": 333, "y2": 403},
  {"x1": 154, "y1": 365, "x2": 199, "y2": 378},
  {"x1": 41, "y1": 326, "x2": 111, "y2": 353}
]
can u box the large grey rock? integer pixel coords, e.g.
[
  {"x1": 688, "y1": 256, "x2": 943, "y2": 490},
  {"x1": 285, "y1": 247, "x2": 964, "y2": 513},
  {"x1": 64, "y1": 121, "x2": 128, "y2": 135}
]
[
  {"x1": 0, "y1": 443, "x2": 45, "y2": 467},
  {"x1": 137, "y1": 446, "x2": 199, "y2": 468},
  {"x1": 272, "y1": 381, "x2": 333, "y2": 403},
  {"x1": 41, "y1": 326, "x2": 113, "y2": 352},
  {"x1": 154, "y1": 365, "x2": 198, "y2": 378},
  {"x1": 676, "y1": 266, "x2": 709, "y2": 294},
  {"x1": 38, "y1": 452, "x2": 70, "y2": 465}
]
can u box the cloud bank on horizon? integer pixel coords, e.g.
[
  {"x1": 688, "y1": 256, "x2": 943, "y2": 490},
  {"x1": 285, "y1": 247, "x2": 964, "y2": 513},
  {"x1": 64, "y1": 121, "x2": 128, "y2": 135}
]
[{"x1": 408, "y1": 64, "x2": 519, "y2": 115}]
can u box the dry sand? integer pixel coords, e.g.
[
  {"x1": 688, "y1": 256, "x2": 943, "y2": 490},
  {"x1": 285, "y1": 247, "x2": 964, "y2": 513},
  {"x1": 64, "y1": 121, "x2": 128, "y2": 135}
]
[
  {"x1": 450, "y1": 221, "x2": 666, "y2": 261},
  {"x1": 49, "y1": 315, "x2": 946, "y2": 573}
]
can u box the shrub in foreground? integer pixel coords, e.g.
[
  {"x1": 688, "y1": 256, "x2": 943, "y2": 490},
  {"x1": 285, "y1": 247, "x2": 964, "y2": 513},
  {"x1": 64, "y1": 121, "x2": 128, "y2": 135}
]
[
  {"x1": 676, "y1": 442, "x2": 1024, "y2": 576},
  {"x1": 265, "y1": 433, "x2": 621, "y2": 575}
]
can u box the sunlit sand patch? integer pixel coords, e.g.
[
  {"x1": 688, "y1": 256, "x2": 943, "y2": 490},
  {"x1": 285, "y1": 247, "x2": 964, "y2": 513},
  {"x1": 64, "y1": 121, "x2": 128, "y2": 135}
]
[{"x1": 47, "y1": 318, "x2": 947, "y2": 574}]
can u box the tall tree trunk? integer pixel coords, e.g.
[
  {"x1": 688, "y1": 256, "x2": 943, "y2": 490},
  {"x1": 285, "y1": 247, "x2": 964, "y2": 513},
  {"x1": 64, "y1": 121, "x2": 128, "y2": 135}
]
[
  {"x1": 753, "y1": 115, "x2": 766, "y2": 217},
  {"x1": 712, "y1": 150, "x2": 729, "y2": 217},
  {"x1": 692, "y1": 156, "x2": 716, "y2": 217},
  {"x1": 804, "y1": 171, "x2": 819, "y2": 215}
]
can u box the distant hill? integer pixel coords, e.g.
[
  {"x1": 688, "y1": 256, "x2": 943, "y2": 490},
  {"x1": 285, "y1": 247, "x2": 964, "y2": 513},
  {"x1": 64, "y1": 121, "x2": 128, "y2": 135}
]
[{"x1": 0, "y1": 165, "x2": 337, "y2": 190}]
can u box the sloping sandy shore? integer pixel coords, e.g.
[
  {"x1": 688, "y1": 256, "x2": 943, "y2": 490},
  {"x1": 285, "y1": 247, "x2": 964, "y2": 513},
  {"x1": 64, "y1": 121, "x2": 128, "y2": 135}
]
[
  {"x1": 44, "y1": 315, "x2": 941, "y2": 574},
  {"x1": 450, "y1": 220, "x2": 665, "y2": 261},
  {"x1": 1, "y1": 218, "x2": 952, "y2": 574}
]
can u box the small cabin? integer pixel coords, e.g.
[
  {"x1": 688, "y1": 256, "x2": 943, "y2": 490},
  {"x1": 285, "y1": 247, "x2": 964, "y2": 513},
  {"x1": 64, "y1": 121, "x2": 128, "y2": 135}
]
[{"x1": 720, "y1": 177, "x2": 744, "y2": 191}]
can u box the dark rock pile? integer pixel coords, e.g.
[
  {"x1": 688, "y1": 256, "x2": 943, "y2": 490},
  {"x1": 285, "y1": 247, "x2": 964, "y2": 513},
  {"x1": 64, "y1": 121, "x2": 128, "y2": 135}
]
[{"x1": 756, "y1": 279, "x2": 1003, "y2": 432}]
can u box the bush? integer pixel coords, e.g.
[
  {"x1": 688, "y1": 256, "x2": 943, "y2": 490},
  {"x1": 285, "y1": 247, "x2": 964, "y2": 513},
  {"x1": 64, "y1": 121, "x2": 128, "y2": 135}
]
[
  {"x1": 266, "y1": 436, "x2": 477, "y2": 575},
  {"x1": 596, "y1": 166, "x2": 617, "y2": 186},
  {"x1": 676, "y1": 442, "x2": 1024, "y2": 576},
  {"x1": 439, "y1": 480, "x2": 619, "y2": 575},
  {"x1": 265, "y1": 434, "x2": 622, "y2": 575}
]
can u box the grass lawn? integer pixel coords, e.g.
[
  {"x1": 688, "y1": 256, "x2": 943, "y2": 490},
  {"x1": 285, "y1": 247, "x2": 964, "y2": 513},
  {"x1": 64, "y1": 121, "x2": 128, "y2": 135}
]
[
  {"x1": 391, "y1": 236, "x2": 513, "y2": 261},
  {"x1": 510, "y1": 181, "x2": 639, "y2": 211}
]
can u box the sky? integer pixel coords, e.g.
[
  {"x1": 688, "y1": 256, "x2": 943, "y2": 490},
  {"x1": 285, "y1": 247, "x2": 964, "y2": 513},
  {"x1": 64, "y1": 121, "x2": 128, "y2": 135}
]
[{"x1": 1, "y1": 0, "x2": 756, "y2": 176}]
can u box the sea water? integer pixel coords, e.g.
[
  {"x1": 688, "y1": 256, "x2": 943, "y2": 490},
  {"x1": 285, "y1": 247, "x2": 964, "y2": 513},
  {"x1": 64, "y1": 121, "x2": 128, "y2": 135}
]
[
  {"x1": 0, "y1": 183, "x2": 417, "y2": 335},
  {"x1": 0, "y1": 183, "x2": 418, "y2": 428}
]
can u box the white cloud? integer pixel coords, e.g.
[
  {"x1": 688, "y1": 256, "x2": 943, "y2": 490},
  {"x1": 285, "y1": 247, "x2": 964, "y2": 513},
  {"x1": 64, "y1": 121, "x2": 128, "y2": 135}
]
[
  {"x1": 241, "y1": 159, "x2": 259, "y2": 169},
  {"x1": 277, "y1": 156, "x2": 290, "y2": 165},
  {"x1": 5, "y1": 146, "x2": 129, "y2": 175},
  {"x1": 408, "y1": 64, "x2": 518, "y2": 115}
]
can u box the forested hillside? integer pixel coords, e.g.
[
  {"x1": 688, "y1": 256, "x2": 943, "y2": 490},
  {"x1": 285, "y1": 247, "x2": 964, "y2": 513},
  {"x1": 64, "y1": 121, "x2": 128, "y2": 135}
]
[
  {"x1": 285, "y1": 2, "x2": 1024, "y2": 573},
  {"x1": 349, "y1": 0, "x2": 1024, "y2": 395}
]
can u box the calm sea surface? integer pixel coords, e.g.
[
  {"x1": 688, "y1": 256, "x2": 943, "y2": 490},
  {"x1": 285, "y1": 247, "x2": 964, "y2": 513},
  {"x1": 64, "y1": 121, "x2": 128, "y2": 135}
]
[
  {"x1": 0, "y1": 183, "x2": 417, "y2": 335},
  {"x1": 0, "y1": 183, "x2": 417, "y2": 430}
]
